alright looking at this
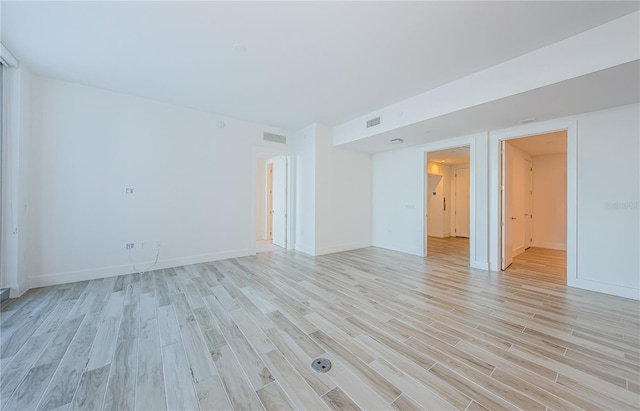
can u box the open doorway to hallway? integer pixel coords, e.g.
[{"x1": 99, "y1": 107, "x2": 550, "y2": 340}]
[
  {"x1": 425, "y1": 147, "x2": 471, "y2": 263},
  {"x1": 501, "y1": 131, "x2": 567, "y2": 283},
  {"x1": 256, "y1": 154, "x2": 288, "y2": 253}
]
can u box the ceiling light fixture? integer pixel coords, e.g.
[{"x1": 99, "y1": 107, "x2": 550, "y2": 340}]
[
  {"x1": 390, "y1": 138, "x2": 404, "y2": 144},
  {"x1": 519, "y1": 117, "x2": 536, "y2": 124}
]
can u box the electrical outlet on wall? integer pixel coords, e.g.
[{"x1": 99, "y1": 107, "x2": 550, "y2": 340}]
[{"x1": 126, "y1": 243, "x2": 135, "y2": 250}]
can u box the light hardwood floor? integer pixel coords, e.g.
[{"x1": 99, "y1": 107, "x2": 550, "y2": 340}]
[
  {"x1": 1, "y1": 245, "x2": 638, "y2": 410},
  {"x1": 507, "y1": 247, "x2": 567, "y2": 285},
  {"x1": 428, "y1": 236, "x2": 567, "y2": 284}
]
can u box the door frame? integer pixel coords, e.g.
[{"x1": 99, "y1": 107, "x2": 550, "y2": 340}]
[
  {"x1": 266, "y1": 155, "x2": 288, "y2": 248},
  {"x1": 422, "y1": 139, "x2": 475, "y2": 267},
  {"x1": 253, "y1": 149, "x2": 294, "y2": 254},
  {"x1": 490, "y1": 119, "x2": 576, "y2": 285},
  {"x1": 500, "y1": 141, "x2": 514, "y2": 269}
]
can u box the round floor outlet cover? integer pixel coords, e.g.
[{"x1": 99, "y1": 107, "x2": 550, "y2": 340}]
[{"x1": 311, "y1": 358, "x2": 332, "y2": 373}]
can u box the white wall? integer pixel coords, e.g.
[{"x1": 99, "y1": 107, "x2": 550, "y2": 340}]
[
  {"x1": 294, "y1": 125, "x2": 316, "y2": 255},
  {"x1": 426, "y1": 174, "x2": 444, "y2": 238},
  {"x1": 27, "y1": 75, "x2": 292, "y2": 287},
  {"x1": 372, "y1": 133, "x2": 488, "y2": 269},
  {"x1": 372, "y1": 147, "x2": 425, "y2": 256},
  {"x1": 425, "y1": 161, "x2": 451, "y2": 238},
  {"x1": 372, "y1": 104, "x2": 638, "y2": 300},
  {"x1": 490, "y1": 103, "x2": 639, "y2": 300},
  {"x1": 532, "y1": 153, "x2": 567, "y2": 250},
  {"x1": 575, "y1": 104, "x2": 639, "y2": 294},
  {"x1": 294, "y1": 123, "x2": 372, "y2": 256},
  {"x1": 315, "y1": 124, "x2": 372, "y2": 255}
]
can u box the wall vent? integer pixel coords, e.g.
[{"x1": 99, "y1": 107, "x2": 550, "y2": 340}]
[
  {"x1": 263, "y1": 132, "x2": 287, "y2": 144},
  {"x1": 366, "y1": 117, "x2": 381, "y2": 128}
]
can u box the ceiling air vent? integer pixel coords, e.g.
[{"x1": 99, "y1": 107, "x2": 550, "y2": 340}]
[
  {"x1": 366, "y1": 117, "x2": 381, "y2": 128},
  {"x1": 263, "y1": 132, "x2": 287, "y2": 144}
]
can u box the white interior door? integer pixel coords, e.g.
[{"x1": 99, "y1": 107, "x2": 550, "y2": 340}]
[
  {"x1": 512, "y1": 155, "x2": 525, "y2": 254},
  {"x1": 454, "y1": 167, "x2": 470, "y2": 238},
  {"x1": 271, "y1": 156, "x2": 287, "y2": 248},
  {"x1": 524, "y1": 158, "x2": 533, "y2": 249},
  {"x1": 502, "y1": 141, "x2": 513, "y2": 269},
  {"x1": 266, "y1": 163, "x2": 273, "y2": 240}
]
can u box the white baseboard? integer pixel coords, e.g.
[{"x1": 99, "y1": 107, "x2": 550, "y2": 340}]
[
  {"x1": 471, "y1": 261, "x2": 490, "y2": 270},
  {"x1": 28, "y1": 248, "x2": 254, "y2": 288},
  {"x1": 513, "y1": 246, "x2": 525, "y2": 257},
  {"x1": 9, "y1": 277, "x2": 29, "y2": 298},
  {"x1": 568, "y1": 277, "x2": 639, "y2": 300},
  {"x1": 315, "y1": 242, "x2": 372, "y2": 256},
  {"x1": 371, "y1": 243, "x2": 424, "y2": 257}
]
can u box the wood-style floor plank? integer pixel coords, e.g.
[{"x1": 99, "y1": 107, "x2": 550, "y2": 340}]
[
  {"x1": 161, "y1": 342, "x2": 199, "y2": 411},
  {"x1": 0, "y1": 237, "x2": 638, "y2": 410},
  {"x1": 70, "y1": 365, "x2": 110, "y2": 411}
]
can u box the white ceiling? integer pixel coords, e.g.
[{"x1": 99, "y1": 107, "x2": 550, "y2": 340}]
[
  {"x1": 508, "y1": 131, "x2": 567, "y2": 156},
  {"x1": 2, "y1": 1, "x2": 639, "y2": 131},
  {"x1": 340, "y1": 60, "x2": 640, "y2": 153},
  {"x1": 428, "y1": 147, "x2": 470, "y2": 166}
]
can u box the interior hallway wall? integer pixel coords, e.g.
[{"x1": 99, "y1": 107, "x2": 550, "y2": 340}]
[
  {"x1": 574, "y1": 104, "x2": 639, "y2": 294},
  {"x1": 426, "y1": 161, "x2": 451, "y2": 238},
  {"x1": 372, "y1": 132, "x2": 488, "y2": 269},
  {"x1": 294, "y1": 124, "x2": 372, "y2": 256},
  {"x1": 532, "y1": 153, "x2": 567, "y2": 250}
]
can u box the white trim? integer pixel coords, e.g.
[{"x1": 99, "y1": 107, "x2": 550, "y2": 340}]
[
  {"x1": 28, "y1": 248, "x2": 254, "y2": 288},
  {"x1": 0, "y1": 44, "x2": 18, "y2": 68},
  {"x1": 11, "y1": 277, "x2": 29, "y2": 298},
  {"x1": 251, "y1": 145, "x2": 295, "y2": 255},
  {"x1": 569, "y1": 280, "x2": 640, "y2": 301},
  {"x1": 489, "y1": 118, "x2": 577, "y2": 287},
  {"x1": 420, "y1": 134, "x2": 479, "y2": 268},
  {"x1": 1, "y1": 59, "x2": 25, "y2": 296}
]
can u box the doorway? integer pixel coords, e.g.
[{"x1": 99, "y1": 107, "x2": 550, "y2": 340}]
[
  {"x1": 425, "y1": 146, "x2": 471, "y2": 264},
  {"x1": 500, "y1": 131, "x2": 567, "y2": 283},
  {"x1": 256, "y1": 154, "x2": 288, "y2": 253}
]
